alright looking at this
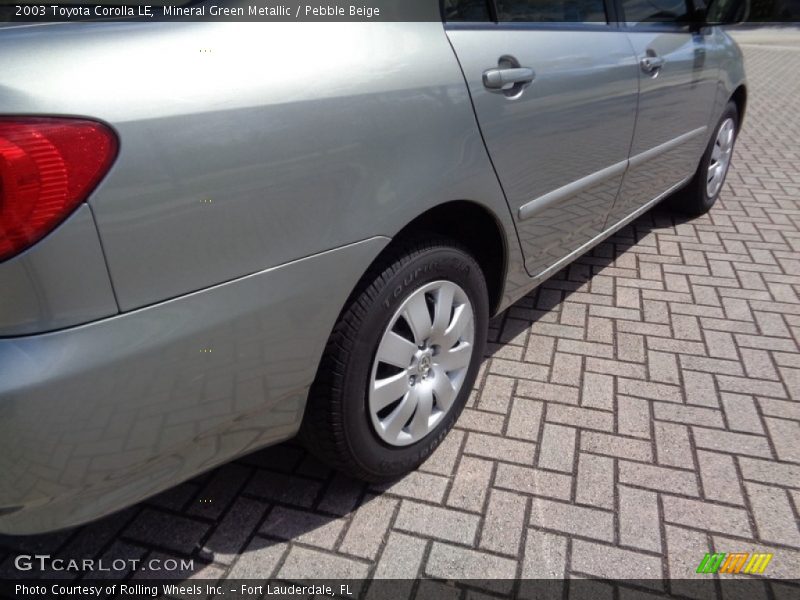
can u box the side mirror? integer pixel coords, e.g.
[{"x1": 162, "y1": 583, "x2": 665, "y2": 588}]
[{"x1": 703, "y1": 0, "x2": 750, "y2": 25}]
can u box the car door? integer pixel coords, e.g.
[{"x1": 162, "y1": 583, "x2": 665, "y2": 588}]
[
  {"x1": 444, "y1": 0, "x2": 640, "y2": 278},
  {"x1": 607, "y1": 0, "x2": 721, "y2": 223}
]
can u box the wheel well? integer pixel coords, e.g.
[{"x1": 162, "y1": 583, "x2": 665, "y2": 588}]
[
  {"x1": 731, "y1": 85, "x2": 747, "y2": 129},
  {"x1": 390, "y1": 201, "x2": 507, "y2": 315}
]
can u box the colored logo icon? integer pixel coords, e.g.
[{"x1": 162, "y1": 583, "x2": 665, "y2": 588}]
[{"x1": 696, "y1": 552, "x2": 773, "y2": 574}]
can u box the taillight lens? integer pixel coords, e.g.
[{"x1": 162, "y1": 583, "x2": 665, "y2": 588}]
[{"x1": 0, "y1": 117, "x2": 117, "y2": 262}]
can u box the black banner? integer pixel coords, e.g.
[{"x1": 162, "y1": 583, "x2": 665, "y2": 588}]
[
  {"x1": 2, "y1": 579, "x2": 800, "y2": 600},
  {"x1": 2, "y1": 0, "x2": 795, "y2": 23},
  {"x1": 1, "y1": 1, "x2": 441, "y2": 23}
]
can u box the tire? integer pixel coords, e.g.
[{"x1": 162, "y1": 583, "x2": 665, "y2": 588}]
[
  {"x1": 672, "y1": 101, "x2": 739, "y2": 216},
  {"x1": 300, "y1": 236, "x2": 489, "y2": 481}
]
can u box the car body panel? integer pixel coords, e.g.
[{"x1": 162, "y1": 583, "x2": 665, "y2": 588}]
[
  {"x1": 0, "y1": 237, "x2": 387, "y2": 534},
  {"x1": 0, "y1": 205, "x2": 118, "y2": 337},
  {"x1": 608, "y1": 28, "x2": 721, "y2": 224},
  {"x1": 714, "y1": 26, "x2": 747, "y2": 121},
  {"x1": 446, "y1": 26, "x2": 640, "y2": 278},
  {"x1": 0, "y1": 21, "x2": 524, "y2": 312}
]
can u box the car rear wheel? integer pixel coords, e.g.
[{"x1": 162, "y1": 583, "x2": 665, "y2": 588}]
[
  {"x1": 672, "y1": 101, "x2": 739, "y2": 216},
  {"x1": 300, "y1": 237, "x2": 488, "y2": 481}
]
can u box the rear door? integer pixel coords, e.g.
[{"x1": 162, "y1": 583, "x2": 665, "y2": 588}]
[
  {"x1": 444, "y1": 0, "x2": 640, "y2": 278},
  {"x1": 607, "y1": 0, "x2": 721, "y2": 223}
]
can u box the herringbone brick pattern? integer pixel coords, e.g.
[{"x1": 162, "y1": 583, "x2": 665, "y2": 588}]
[{"x1": 1, "y1": 44, "x2": 798, "y2": 592}]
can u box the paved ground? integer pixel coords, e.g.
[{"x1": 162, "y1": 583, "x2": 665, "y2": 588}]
[
  {"x1": 728, "y1": 25, "x2": 800, "y2": 49},
  {"x1": 1, "y1": 44, "x2": 799, "y2": 593}
]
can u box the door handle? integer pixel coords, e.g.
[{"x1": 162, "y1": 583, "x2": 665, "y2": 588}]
[
  {"x1": 640, "y1": 55, "x2": 665, "y2": 74},
  {"x1": 483, "y1": 67, "x2": 535, "y2": 90}
]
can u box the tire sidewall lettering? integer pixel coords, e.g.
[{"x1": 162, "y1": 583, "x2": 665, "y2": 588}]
[{"x1": 382, "y1": 257, "x2": 470, "y2": 310}]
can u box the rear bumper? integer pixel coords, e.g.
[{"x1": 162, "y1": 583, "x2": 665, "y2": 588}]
[{"x1": 0, "y1": 237, "x2": 387, "y2": 534}]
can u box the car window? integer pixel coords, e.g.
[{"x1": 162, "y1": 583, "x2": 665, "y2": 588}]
[
  {"x1": 704, "y1": 0, "x2": 747, "y2": 22},
  {"x1": 621, "y1": 0, "x2": 692, "y2": 24},
  {"x1": 443, "y1": 0, "x2": 493, "y2": 21},
  {"x1": 495, "y1": 0, "x2": 608, "y2": 22}
]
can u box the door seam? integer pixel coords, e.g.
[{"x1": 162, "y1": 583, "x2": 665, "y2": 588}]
[{"x1": 442, "y1": 25, "x2": 530, "y2": 276}]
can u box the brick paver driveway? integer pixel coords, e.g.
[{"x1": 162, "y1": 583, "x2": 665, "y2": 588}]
[{"x1": 2, "y1": 44, "x2": 799, "y2": 592}]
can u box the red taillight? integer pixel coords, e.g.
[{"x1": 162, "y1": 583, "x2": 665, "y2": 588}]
[{"x1": 0, "y1": 117, "x2": 117, "y2": 262}]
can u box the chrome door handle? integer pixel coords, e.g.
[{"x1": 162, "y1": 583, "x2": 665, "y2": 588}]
[
  {"x1": 483, "y1": 67, "x2": 535, "y2": 90},
  {"x1": 640, "y1": 55, "x2": 665, "y2": 73}
]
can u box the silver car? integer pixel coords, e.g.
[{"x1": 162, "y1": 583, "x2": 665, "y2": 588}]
[{"x1": 0, "y1": 0, "x2": 746, "y2": 533}]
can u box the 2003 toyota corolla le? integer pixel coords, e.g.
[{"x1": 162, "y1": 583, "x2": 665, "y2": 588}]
[{"x1": 0, "y1": 0, "x2": 746, "y2": 533}]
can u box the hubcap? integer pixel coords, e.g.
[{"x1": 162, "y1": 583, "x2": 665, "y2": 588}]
[
  {"x1": 369, "y1": 280, "x2": 475, "y2": 447},
  {"x1": 706, "y1": 118, "x2": 735, "y2": 199}
]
